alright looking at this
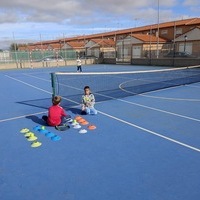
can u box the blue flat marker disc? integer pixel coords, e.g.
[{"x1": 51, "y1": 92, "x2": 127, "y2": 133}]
[
  {"x1": 51, "y1": 135, "x2": 61, "y2": 141},
  {"x1": 39, "y1": 129, "x2": 49, "y2": 134},
  {"x1": 33, "y1": 126, "x2": 40, "y2": 131},
  {"x1": 45, "y1": 132, "x2": 55, "y2": 138}
]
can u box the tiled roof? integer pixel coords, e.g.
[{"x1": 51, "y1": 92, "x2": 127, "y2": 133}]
[
  {"x1": 19, "y1": 45, "x2": 40, "y2": 51},
  {"x1": 60, "y1": 18, "x2": 200, "y2": 41},
  {"x1": 47, "y1": 43, "x2": 61, "y2": 49},
  {"x1": 23, "y1": 17, "x2": 200, "y2": 49},
  {"x1": 90, "y1": 38, "x2": 115, "y2": 47},
  {"x1": 131, "y1": 34, "x2": 167, "y2": 43},
  {"x1": 29, "y1": 45, "x2": 39, "y2": 50},
  {"x1": 67, "y1": 41, "x2": 85, "y2": 48},
  {"x1": 34, "y1": 39, "x2": 61, "y2": 45},
  {"x1": 18, "y1": 46, "x2": 26, "y2": 51}
]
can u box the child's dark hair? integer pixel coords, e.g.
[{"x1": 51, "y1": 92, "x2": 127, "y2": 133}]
[
  {"x1": 52, "y1": 96, "x2": 61, "y2": 105},
  {"x1": 84, "y1": 86, "x2": 90, "y2": 90}
]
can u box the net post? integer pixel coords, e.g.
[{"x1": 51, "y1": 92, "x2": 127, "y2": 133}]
[{"x1": 51, "y1": 73, "x2": 56, "y2": 98}]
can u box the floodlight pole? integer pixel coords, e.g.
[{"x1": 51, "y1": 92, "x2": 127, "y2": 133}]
[
  {"x1": 12, "y1": 32, "x2": 18, "y2": 68},
  {"x1": 156, "y1": 0, "x2": 160, "y2": 58},
  {"x1": 173, "y1": 21, "x2": 176, "y2": 57},
  {"x1": 149, "y1": 26, "x2": 152, "y2": 63},
  {"x1": 184, "y1": 35, "x2": 187, "y2": 52},
  {"x1": 40, "y1": 34, "x2": 44, "y2": 67}
]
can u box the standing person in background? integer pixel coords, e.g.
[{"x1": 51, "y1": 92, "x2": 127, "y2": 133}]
[{"x1": 77, "y1": 57, "x2": 82, "y2": 72}]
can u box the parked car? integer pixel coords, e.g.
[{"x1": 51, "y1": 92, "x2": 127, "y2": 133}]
[
  {"x1": 80, "y1": 55, "x2": 98, "y2": 60},
  {"x1": 36, "y1": 55, "x2": 64, "y2": 62},
  {"x1": 164, "y1": 51, "x2": 196, "y2": 58}
]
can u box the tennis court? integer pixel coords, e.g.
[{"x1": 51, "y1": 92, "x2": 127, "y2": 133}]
[{"x1": 0, "y1": 64, "x2": 200, "y2": 200}]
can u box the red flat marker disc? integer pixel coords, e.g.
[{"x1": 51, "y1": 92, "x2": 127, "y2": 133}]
[
  {"x1": 88, "y1": 125, "x2": 96, "y2": 130},
  {"x1": 80, "y1": 120, "x2": 89, "y2": 125}
]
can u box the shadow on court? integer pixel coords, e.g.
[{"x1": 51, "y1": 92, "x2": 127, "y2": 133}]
[
  {"x1": 17, "y1": 98, "x2": 52, "y2": 109},
  {"x1": 68, "y1": 107, "x2": 82, "y2": 115},
  {"x1": 25, "y1": 115, "x2": 46, "y2": 125}
]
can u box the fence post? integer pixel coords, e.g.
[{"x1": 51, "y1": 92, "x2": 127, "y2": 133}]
[{"x1": 29, "y1": 51, "x2": 33, "y2": 69}]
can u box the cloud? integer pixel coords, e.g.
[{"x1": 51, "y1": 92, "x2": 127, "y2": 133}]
[
  {"x1": 0, "y1": 11, "x2": 22, "y2": 23},
  {"x1": 182, "y1": 0, "x2": 200, "y2": 14},
  {"x1": 0, "y1": 0, "x2": 199, "y2": 49},
  {"x1": 0, "y1": 0, "x2": 180, "y2": 25},
  {"x1": 183, "y1": 0, "x2": 200, "y2": 6},
  {"x1": 0, "y1": 0, "x2": 86, "y2": 23}
]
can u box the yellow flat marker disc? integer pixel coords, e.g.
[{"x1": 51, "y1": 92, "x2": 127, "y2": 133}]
[
  {"x1": 20, "y1": 128, "x2": 30, "y2": 133},
  {"x1": 31, "y1": 141, "x2": 42, "y2": 148},
  {"x1": 27, "y1": 135, "x2": 38, "y2": 142},
  {"x1": 24, "y1": 132, "x2": 32, "y2": 137}
]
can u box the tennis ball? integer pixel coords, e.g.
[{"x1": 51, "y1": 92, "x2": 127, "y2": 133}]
[
  {"x1": 41, "y1": 126, "x2": 45, "y2": 130},
  {"x1": 73, "y1": 120, "x2": 77, "y2": 123}
]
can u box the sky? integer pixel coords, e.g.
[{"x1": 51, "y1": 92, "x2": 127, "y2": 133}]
[{"x1": 0, "y1": 0, "x2": 199, "y2": 49}]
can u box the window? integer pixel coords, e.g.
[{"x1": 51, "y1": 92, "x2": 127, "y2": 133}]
[
  {"x1": 176, "y1": 28, "x2": 182, "y2": 35},
  {"x1": 161, "y1": 30, "x2": 168, "y2": 35}
]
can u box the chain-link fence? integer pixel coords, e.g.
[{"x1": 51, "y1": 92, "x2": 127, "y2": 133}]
[
  {"x1": 0, "y1": 49, "x2": 77, "y2": 68},
  {"x1": 0, "y1": 41, "x2": 200, "y2": 67},
  {"x1": 103, "y1": 40, "x2": 200, "y2": 63},
  {"x1": 0, "y1": 49, "x2": 76, "y2": 63}
]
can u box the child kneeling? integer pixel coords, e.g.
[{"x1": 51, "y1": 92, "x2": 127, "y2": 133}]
[{"x1": 81, "y1": 86, "x2": 97, "y2": 115}]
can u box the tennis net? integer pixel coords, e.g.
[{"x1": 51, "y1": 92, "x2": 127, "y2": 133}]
[{"x1": 51, "y1": 66, "x2": 200, "y2": 106}]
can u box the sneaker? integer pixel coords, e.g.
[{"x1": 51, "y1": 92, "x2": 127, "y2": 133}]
[
  {"x1": 42, "y1": 116, "x2": 48, "y2": 122},
  {"x1": 66, "y1": 118, "x2": 73, "y2": 123},
  {"x1": 55, "y1": 125, "x2": 70, "y2": 131},
  {"x1": 81, "y1": 111, "x2": 87, "y2": 115}
]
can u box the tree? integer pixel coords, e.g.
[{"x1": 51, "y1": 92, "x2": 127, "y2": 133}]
[{"x1": 10, "y1": 43, "x2": 18, "y2": 51}]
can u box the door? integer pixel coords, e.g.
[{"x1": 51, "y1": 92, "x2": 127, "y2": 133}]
[{"x1": 132, "y1": 46, "x2": 142, "y2": 58}]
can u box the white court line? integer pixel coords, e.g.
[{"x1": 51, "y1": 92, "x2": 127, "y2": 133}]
[
  {"x1": 0, "y1": 111, "x2": 47, "y2": 122},
  {"x1": 5, "y1": 75, "x2": 52, "y2": 94},
  {"x1": 136, "y1": 94, "x2": 200, "y2": 102},
  {"x1": 117, "y1": 98, "x2": 200, "y2": 122},
  {"x1": 186, "y1": 84, "x2": 200, "y2": 89},
  {"x1": 25, "y1": 72, "x2": 200, "y2": 102},
  {"x1": 4, "y1": 74, "x2": 200, "y2": 153},
  {"x1": 134, "y1": 85, "x2": 200, "y2": 101},
  {"x1": 19, "y1": 73, "x2": 200, "y2": 122},
  {"x1": 119, "y1": 81, "x2": 200, "y2": 102},
  {"x1": 98, "y1": 110, "x2": 200, "y2": 153},
  {"x1": 14, "y1": 73, "x2": 200, "y2": 122},
  {"x1": 5, "y1": 74, "x2": 79, "y2": 104},
  {"x1": 94, "y1": 91, "x2": 200, "y2": 123}
]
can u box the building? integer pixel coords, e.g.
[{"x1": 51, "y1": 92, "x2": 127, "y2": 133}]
[{"x1": 18, "y1": 18, "x2": 200, "y2": 61}]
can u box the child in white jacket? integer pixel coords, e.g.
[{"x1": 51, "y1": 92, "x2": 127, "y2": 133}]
[{"x1": 81, "y1": 86, "x2": 97, "y2": 115}]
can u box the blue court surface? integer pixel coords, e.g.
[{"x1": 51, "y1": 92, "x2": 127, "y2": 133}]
[{"x1": 0, "y1": 64, "x2": 200, "y2": 200}]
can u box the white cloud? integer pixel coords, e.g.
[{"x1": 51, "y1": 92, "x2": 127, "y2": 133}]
[
  {"x1": 183, "y1": 0, "x2": 200, "y2": 6},
  {"x1": 0, "y1": 0, "x2": 180, "y2": 24},
  {"x1": 0, "y1": 0, "x2": 199, "y2": 49},
  {"x1": 182, "y1": 0, "x2": 200, "y2": 16}
]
